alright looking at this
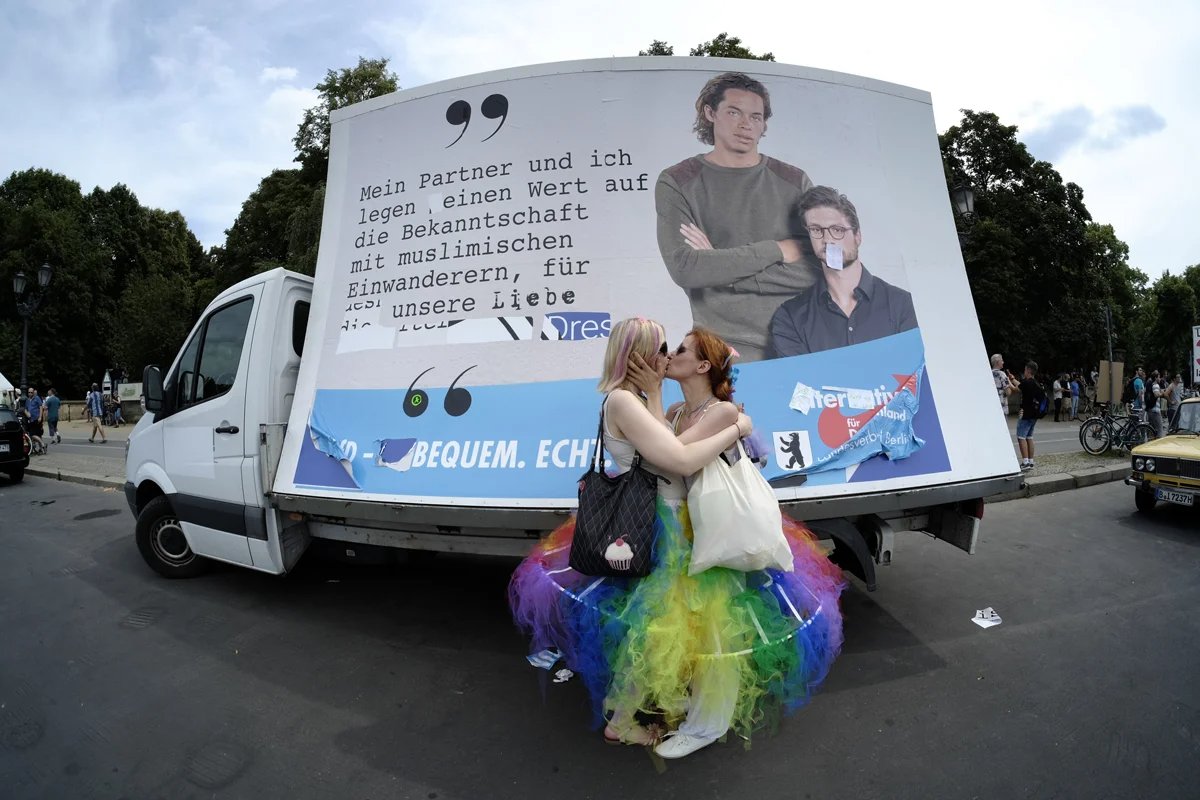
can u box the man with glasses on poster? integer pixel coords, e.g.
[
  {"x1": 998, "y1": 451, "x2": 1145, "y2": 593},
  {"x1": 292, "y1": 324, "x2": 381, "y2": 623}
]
[
  {"x1": 766, "y1": 186, "x2": 917, "y2": 358},
  {"x1": 655, "y1": 72, "x2": 816, "y2": 362}
]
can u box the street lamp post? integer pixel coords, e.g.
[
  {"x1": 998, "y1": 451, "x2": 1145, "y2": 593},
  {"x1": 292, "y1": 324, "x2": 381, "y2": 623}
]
[
  {"x1": 13, "y1": 262, "x2": 54, "y2": 396},
  {"x1": 950, "y1": 182, "x2": 976, "y2": 223}
]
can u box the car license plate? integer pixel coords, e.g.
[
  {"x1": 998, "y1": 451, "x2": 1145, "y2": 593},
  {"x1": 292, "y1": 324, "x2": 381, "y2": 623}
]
[
  {"x1": 0, "y1": 442, "x2": 8, "y2": 453},
  {"x1": 1156, "y1": 488, "x2": 1195, "y2": 506}
]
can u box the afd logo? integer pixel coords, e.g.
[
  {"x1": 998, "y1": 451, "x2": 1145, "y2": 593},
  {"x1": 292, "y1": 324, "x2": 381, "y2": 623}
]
[
  {"x1": 788, "y1": 381, "x2": 899, "y2": 416},
  {"x1": 545, "y1": 312, "x2": 611, "y2": 341}
]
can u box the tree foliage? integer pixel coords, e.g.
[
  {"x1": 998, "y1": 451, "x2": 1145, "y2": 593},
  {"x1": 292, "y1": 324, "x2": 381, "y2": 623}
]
[
  {"x1": 210, "y1": 58, "x2": 399, "y2": 289},
  {"x1": 293, "y1": 57, "x2": 400, "y2": 182},
  {"x1": 940, "y1": 111, "x2": 1156, "y2": 375},
  {"x1": 218, "y1": 168, "x2": 314, "y2": 286},
  {"x1": 637, "y1": 33, "x2": 775, "y2": 61},
  {"x1": 114, "y1": 270, "x2": 195, "y2": 374},
  {"x1": 0, "y1": 169, "x2": 212, "y2": 396},
  {"x1": 689, "y1": 33, "x2": 774, "y2": 61},
  {"x1": 1139, "y1": 271, "x2": 1197, "y2": 375},
  {"x1": 638, "y1": 40, "x2": 674, "y2": 56}
]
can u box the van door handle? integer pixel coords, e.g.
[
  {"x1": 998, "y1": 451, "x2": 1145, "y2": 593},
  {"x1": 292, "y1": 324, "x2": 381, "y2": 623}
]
[{"x1": 215, "y1": 425, "x2": 240, "y2": 434}]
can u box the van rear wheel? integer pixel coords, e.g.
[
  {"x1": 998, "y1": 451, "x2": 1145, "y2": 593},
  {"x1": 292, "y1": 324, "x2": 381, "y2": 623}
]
[{"x1": 136, "y1": 495, "x2": 209, "y2": 578}]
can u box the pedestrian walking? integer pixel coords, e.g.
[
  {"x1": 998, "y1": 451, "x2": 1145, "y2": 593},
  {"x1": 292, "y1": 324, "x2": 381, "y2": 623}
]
[
  {"x1": 45, "y1": 387, "x2": 61, "y2": 443},
  {"x1": 1052, "y1": 374, "x2": 1065, "y2": 422},
  {"x1": 1017, "y1": 361, "x2": 1046, "y2": 470},
  {"x1": 87, "y1": 383, "x2": 108, "y2": 443},
  {"x1": 1069, "y1": 374, "x2": 1081, "y2": 420}
]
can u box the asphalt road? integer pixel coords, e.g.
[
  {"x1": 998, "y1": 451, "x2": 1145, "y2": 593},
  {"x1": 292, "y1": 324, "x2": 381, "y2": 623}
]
[
  {"x1": 1, "y1": 477, "x2": 1198, "y2": 799},
  {"x1": 1006, "y1": 415, "x2": 1089, "y2": 457}
]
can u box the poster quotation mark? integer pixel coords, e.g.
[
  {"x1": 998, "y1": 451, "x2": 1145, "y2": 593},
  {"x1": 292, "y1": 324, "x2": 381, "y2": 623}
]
[
  {"x1": 404, "y1": 366, "x2": 477, "y2": 417},
  {"x1": 404, "y1": 367, "x2": 433, "y2": 417},
  {"x1": 445, "y1": 94, "x2": 509, "y2": 147}
]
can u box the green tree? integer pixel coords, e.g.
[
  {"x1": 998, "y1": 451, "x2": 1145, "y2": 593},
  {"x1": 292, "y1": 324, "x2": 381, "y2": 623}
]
[
  {"x1": 638, "y1": 40, "x2": 674, "y2": 56},
  {"x1": 1181, "y1": 264, "x2": 1200, "y2": 310},
  {"x1": 0, "y1": 169, "x2": 213, "y2": 395},
  {"x1": 940, "y1": 110, "x2": 1143, "y2": 375},
  {"x1": 218, "y1": 169, "x2": 314, "y2": 286},
  {"x1": 636, "y1": 34, "x2": 775, "y2": 61},
  {"x1": 210, "y1": 57, "x2": 401, "y2": 288},
  {"x1": 0, "y1": 168, "x2": 115, "y2": 396},
  {"x1": 689, "y1": 33, "x2": 774, "y2": 61},
  {"x1": 286, "y1": 184, "x2": 326, "y2": 277},
  {"x1": 114, "y1": 271, "x2": 195, "y2": 373},
  {"x1": 1084, "y1": 223, "x2": 1147, "y2": 364},
  {"x1": 293, "y1": 57, "x2": 400, "y2": 183},
  {"x1": 1141, "y1": 273, "x2": 1197, "y2": 375}
]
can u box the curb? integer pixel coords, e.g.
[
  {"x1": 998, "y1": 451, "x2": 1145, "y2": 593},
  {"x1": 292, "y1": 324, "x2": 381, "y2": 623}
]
[
  {"x1": 26, "y1": 466, "x2": 123, "y2": 490},
  {"x1": 29, "y1": 464, "x2": 1134, "y2": 502},
  {"x1": 987, "y1": 465, "x2": 1131, "y2": 503}
]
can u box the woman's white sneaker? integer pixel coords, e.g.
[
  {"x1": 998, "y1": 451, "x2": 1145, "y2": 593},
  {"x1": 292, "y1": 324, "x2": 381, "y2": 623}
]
[{"x1": 654, "y1": 732, "x2": 716, "y2": 759}]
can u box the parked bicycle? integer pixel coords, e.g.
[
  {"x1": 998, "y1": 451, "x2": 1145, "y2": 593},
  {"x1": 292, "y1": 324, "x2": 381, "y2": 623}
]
[
  {"x1": 1078, "y1": 404, "x2": 1155, "y2": 455},
  {"x1": 1076, "y1": 390, "x2": 1096, "y2": 418}
]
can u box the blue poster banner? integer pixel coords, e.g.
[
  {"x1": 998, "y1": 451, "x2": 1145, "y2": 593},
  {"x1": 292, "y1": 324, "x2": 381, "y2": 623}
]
[{"x1": 294, "y1": 329, "x2": 949, "y2": 501}]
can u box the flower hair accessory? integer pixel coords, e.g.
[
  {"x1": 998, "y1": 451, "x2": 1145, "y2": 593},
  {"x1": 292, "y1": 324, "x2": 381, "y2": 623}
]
[
  {"x1": 721, "y1": 346, "x2": 740, "y2": 369},
  {"x1": 729, "y1": 366, "x2": 740, "y2": 387}
]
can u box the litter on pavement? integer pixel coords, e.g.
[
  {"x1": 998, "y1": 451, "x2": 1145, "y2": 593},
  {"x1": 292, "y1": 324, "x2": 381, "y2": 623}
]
[{"x1": 972, "y1": 607, "x2": 1002, "y2": 629}]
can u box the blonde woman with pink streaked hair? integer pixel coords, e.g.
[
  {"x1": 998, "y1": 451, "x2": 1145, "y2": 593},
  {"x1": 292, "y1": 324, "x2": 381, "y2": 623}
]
[{"x1": 509, "y1": 317, "x2": 845, "y2": 759}]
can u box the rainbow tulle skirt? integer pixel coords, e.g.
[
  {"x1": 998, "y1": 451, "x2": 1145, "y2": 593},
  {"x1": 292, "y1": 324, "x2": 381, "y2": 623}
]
[{"x1": 508, "y1": 498, "x2": 845, "y2": 742}]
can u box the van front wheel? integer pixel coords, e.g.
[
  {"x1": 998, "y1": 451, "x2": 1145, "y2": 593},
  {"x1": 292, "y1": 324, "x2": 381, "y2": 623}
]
[{"x1": 136, "y1": 495, "x2": 209, "y2": 578}]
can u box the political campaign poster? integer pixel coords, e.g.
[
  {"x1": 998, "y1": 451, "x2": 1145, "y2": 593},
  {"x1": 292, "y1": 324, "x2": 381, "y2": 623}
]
[{"x1": 275, "y1": 58, "x2": 1016, "y2": 507}]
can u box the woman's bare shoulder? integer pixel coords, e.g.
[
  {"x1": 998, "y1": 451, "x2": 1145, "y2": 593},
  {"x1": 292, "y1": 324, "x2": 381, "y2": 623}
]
[
  {"x1": 606, "y1": 388, "x2": 639, "y2": 409},
  {"x1": 707, "y1": 401, "x2": 738, "y2": 423}
]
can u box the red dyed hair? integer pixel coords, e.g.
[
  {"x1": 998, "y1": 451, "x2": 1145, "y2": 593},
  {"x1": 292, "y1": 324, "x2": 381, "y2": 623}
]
[{"x1": 687, "y1": 327, "x2": 736, "y2": 402}]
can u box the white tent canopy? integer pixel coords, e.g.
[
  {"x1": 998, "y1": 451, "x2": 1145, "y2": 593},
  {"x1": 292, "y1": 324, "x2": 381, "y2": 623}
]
[{"x1": 0, "y1": 370, "x2": 13, "y2": 391}]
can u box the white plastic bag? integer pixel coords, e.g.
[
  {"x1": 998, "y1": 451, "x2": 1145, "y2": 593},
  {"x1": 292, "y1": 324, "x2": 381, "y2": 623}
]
[{"x1": 687, "y1": 440, "x2": 794, "y2": 575}]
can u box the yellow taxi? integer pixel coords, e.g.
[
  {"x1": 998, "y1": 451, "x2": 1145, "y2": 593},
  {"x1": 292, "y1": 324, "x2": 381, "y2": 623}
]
[{"x1": 1126, "y1": 396, "x2": 1200, "y2": 513}]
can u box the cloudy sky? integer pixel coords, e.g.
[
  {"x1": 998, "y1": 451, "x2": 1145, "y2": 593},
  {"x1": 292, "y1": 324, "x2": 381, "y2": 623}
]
[{"x1": 2, "y1": 0, "x2": 1196, "y2": 277}]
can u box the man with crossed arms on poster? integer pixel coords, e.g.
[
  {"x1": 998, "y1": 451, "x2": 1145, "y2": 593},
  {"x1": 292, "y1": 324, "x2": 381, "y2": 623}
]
[
  {"x1": 655, "y1": 71, "x2": 816, "y2": 362},
  {"x1": 766, "y1": 186, "x2": 917, "y2": 358}
]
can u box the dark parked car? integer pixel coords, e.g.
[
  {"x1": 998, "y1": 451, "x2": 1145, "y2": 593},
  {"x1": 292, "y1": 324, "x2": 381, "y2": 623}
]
[{"x1": 0, "y1": 405, "x2": 29, "y2": 482}]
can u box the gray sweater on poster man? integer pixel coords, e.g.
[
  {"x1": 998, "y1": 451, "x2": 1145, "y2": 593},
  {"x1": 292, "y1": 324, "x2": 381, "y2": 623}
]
[{"x1": 655, "y1": 154, "x2": 818, "y2": 361}]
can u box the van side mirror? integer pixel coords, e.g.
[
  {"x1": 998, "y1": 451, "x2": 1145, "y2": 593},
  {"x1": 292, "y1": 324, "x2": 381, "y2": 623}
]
[{"x1": 143, "y1": 365, "x2": 164, "y2": 412}]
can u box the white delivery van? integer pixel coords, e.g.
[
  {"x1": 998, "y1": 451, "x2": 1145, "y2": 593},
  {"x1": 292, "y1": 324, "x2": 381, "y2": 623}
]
[{"x1": 125, "y1": 58, "x2": 1022, "y2": 587}]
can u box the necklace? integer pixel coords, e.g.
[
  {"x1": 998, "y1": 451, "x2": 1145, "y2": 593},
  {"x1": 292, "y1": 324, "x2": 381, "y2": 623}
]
[{"x1": 684, "y1": 395, "x2": 717, "y2": 416}]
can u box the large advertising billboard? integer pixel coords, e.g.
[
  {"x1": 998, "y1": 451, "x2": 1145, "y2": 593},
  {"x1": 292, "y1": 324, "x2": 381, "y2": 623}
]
[{"x1": 275, "y1": 58, "x2": 1018, "y2": 507}]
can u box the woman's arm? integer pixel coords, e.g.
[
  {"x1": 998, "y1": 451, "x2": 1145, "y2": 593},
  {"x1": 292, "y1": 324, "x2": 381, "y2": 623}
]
[{"x1": 607, "y1": 390, "x2": 747, "y2": 475}]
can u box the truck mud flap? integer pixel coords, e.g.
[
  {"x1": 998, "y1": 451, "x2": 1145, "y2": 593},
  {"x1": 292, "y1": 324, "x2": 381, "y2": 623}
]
[
  {"x1": 926, "y1": 500, "x2": 982, "y2": 555},
  {"x1": 802, "y1": 517, "x2": 877, "y2": 592}
]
